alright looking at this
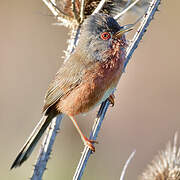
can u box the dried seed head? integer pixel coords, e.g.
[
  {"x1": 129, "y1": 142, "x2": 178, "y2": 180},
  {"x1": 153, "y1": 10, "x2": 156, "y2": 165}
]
[
  {"x1": 140, "y1": 133, "x2": 180, "y2": 180},
  {"x1": 54, "y1": 0, "x2": 151, "y2": 25}
]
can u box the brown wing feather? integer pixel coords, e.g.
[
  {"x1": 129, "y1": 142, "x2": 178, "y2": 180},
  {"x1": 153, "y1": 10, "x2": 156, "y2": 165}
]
[{"x1": 43, "y1": 55, "x2": 87, "y2": 112}]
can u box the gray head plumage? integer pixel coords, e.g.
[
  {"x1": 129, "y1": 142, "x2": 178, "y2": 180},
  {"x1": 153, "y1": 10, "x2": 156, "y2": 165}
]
[{"x1": 76, "y1": 13, "x2": 131, "y2": 62}]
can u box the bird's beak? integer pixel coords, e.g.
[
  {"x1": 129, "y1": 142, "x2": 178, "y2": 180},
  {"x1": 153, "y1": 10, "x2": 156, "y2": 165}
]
[{"x1": 114, "y1": 24, "x2": 133, "y2": 38}]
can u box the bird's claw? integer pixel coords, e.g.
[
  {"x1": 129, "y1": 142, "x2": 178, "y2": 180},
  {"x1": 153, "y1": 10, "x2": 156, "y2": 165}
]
[
  {"x1": 108, "y1": 94, "x2": 115, "y2": 107},
  {"x1": 83, "y1": 137, "x2": 98, "y2": 152}
]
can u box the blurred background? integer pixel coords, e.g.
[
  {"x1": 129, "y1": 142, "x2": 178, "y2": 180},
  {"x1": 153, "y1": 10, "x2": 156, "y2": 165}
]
[{"x1": 1, "y1": 0, "x2": 180, "y2": 179}]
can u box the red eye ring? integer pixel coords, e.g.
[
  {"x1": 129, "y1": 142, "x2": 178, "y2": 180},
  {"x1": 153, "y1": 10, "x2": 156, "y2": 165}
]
[{"x1": 100, "y1": 32, "x2": 111, "y2": 40}]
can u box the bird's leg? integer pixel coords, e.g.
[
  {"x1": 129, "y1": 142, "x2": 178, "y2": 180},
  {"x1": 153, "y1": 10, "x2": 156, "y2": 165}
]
[
  {"x1": 108, "y1": 94, "x2": 115, "y2": 106},
  {"x1": 69, "y1": 116, "x2": 98, "y2": 152}
]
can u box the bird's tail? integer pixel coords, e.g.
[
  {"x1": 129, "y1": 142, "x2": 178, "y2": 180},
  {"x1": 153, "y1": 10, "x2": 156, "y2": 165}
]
[{"x1": 11, "y1": 111, "x2": 57, "y2": 169}]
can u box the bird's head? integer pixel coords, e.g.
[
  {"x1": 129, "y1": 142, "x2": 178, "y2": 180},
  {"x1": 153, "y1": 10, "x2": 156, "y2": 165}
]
[{"x1": 77, "y1": 13, "x2": 132, "y2": 62}]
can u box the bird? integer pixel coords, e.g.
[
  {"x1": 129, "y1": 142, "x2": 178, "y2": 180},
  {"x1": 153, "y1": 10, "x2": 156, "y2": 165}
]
[{"x1": 11, "y1": 13, "x2": 132, "y2": 169}]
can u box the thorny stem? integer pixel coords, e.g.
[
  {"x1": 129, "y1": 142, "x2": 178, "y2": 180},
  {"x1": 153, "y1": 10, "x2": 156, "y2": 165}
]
[
  {"x1": 73, "y1": 0, "x2": 160, "y2": 179},
  {"x1": 32, "y1": 0, "x2": 161, "y2": 179},
  {"x1": 31, "y1": 114, "x2": 63, "y2": 180},
  {"x1": 80, "y1": 0, "x2": 85, "y2": 23}
]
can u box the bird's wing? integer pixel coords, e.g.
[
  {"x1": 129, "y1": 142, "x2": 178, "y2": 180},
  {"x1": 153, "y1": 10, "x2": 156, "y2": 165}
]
[{"x1": 43, "y1": 57, "x2": 86, "y2": 112}]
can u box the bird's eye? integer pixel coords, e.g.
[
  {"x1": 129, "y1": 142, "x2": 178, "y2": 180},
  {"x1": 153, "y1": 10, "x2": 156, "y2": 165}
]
[{"x1": 100, "y1": 32, "x2": 111, "y2": 40}]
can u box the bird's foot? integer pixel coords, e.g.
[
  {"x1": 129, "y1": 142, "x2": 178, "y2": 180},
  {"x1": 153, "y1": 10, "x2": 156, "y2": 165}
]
[
  {"x1": 108, "y1": 94, "x2": 115, "y2": 107},
  {"x1": 83, "y1": 136, "x2": 98, "y2": 152}
]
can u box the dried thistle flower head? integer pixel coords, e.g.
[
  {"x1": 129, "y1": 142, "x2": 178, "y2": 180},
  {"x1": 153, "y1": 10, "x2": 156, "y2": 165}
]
[
  {"x1": 54, "y1": 0, "x2": 150, "y2": 27},
  {"x1": 55, "y1": 0, "x2": 150, "y2": 16},
  {"x1": 140, "y1": 133, "x2": 180, "y2": 180}
]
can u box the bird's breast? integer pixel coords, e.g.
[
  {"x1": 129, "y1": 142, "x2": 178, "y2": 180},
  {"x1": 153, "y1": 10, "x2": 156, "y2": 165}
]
[
  {"x1": 56, "y1": 47, "x2": 126, "y2": 116},
  {"x1": 92, "y1": 49, "x2": 126, "y2": 106}
]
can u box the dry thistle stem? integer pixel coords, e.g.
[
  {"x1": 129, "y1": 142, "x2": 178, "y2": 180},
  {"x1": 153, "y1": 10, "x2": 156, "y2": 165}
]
[{"x1": 140, "y1": 133, "x2": 180, "y2": 180}]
